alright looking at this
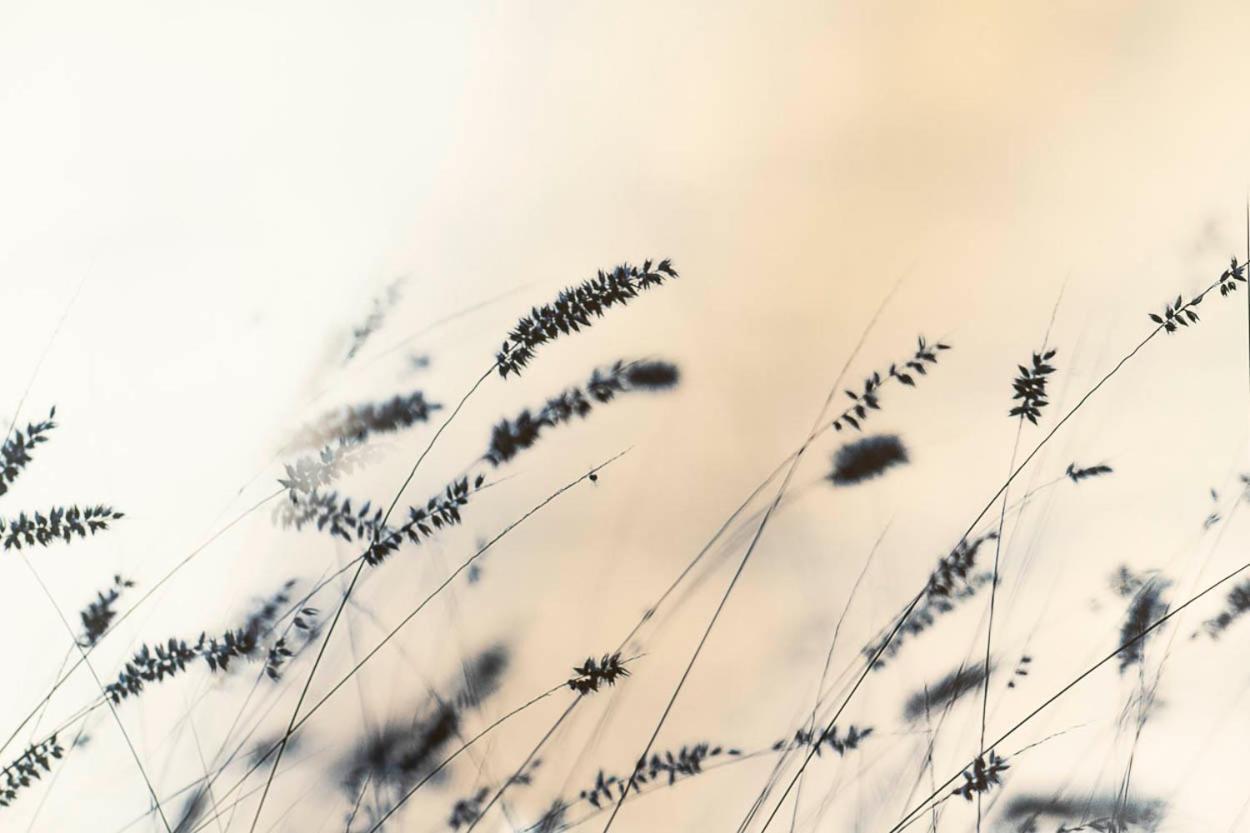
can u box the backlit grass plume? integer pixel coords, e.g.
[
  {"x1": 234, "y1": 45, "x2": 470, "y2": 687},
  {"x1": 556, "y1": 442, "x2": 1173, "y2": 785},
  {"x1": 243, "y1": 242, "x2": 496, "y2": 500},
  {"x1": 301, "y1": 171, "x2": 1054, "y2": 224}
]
[
  {"x1": 1, "y1": 408, "x2": 124, "y2": 552},
  {"x1": 833, "y1": 336, "x2": 950, "y2": 432},
  {"x1": 1, "y1": 505, "x2": 124, "y2": 551},
  {"x1": 828, "y1": 434, "x2": 908, "y2": 486},
  {"x1": 903, "y1": 662, "x2": 991, "y2": 721},
  {"x1": 486, "y1": 360, "x2": 679, "y2": 466},
  {"x1": 1009, "y1": 349, "x2": 1056, "y2": 423},
  {"x1": 1148, "y1": 258, "x2": 1244, "y2": 335},
  {"x1": 621, "y1": 361, "x2": 680, "y2": 389},
  {"x1": 567, "y1": 653, "x2": 630, "y2": 694},
  {"x1": 865, "y1": 533, "x2": 997, "y2": 669},
  {"x1": 15, "y1": 238, "x2": 1250, "y2": 833},
  {"x1": 278, "y1": 440, "x2": 373, "y2": 500},
  {"x1": 1114, "y1": 567, "x2": 1171, "y2": 673},
  {"x1": 1066, "y1": 462, "x2": 1113, "y2": 483},
  {"x1": 556, "y1": 725, "x2": 866, "y2": 829},
  {"x1": 771, "y1": 724, "x2": 872, "y2": 757},
  {"x1": 104, "y1": 579, "x2": 320, "y2": 700},
  {"x1": 365, "y1": 476, "x2": 483, "y2": 565},
  {"x1": 952, "y1": 752, "x2": 1009, "y2": 802},
  {"x1": 532, "y1": 800, "x2": 569, "y2": 833},
  {"x1": 104, "y1": 628, "x2": 261, "y2": 702},
  {"x1": 294, "y1": 389, "x2": 442, "y2": 448},
  {"x1": 495, "y1": 260, "x2": 678, "y2": 379},
  {"x1": 1001, "y1": 792, "x2": 1165, "y2": 832},
  {"x1": 341, "y1": 707, "x2": 462, "y2": 804},
  {"x1": 240, "y1": 579, "x2": 320, "y2": 681},
  {"x1": 448, "y1": 761, "x2": 541, "y2": 829},
  {"x1": 455, "y1": 644, "x2": 511, "y2": 709},
  {"x1": 345, "y1": 277, "x2": 404, "y2": 362},
  {"x1": 577, "y1": 743, "x2": 742, "y2": 810},
  {"x1": 1007, "y1": 654, "x2": 1032, "y2": 688},
  {"x1": 0, "y1": 736, "x2": 64, "y2": 808},
  {"x1": 0, "y1": 407, "x2": 55, "y2": 497},
  {"x1": 274, "y1": 474, "x2": 484, "y2": 566},
  {"x1": 338, "y1": 645, "x2": 510, "y2": 805},
  {"x1": 1200, "y1": 580, "x2": 1250, "y2": 638},
  {"x1": 78, "y1": 574, "x2": 135, "y2": 648}
]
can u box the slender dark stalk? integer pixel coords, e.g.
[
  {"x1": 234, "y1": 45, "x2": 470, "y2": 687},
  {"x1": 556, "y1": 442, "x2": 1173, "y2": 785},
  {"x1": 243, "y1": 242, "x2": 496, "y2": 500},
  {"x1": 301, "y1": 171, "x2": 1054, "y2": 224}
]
[
  {"x1": 758, "y1": 587, "x2": 928, "y2": 833},
  {"x1": 167, "y1": 455, "x2": 623, "y2": 833},
  {"x1": 0, "y1": 275, "x2": 84, "y2": 454},
  {"x1": 246, "y1": 547, "x2": 365, "y2": 833},
  {"x1": 780, "y1": 529, "x2": 887, "y2": 833},
  {"x1": 977, "y1": 290, "x2": 1062, "y2": 833},
  {"x1": 923, "y1": 689, "x2": 938, "y2": 833},
  {"x1": 610, "y1": 279, "x2": 922, "y2": 659},
  {"x1": 365, "y1": 683, "x2": 568, "y2": 833},
  {"x1": 247, "y1": 365, "x2": 494, "y2": 833},
  {"x1": 19, "y1": 555, "x2": 173, "y2": 832},
  {"x1": 382, "y1": 366, "x2": 494, "y2": 525},
  {"x1": 464, "y1": 696, "x2": 583, "y2": 833},
  {"x1": 533, "y1": 725, "x2": 879, "y2": 833},
  {"x1": 977, "y1": 420, "x2": 1023, "y2": 833},
  {"x1": 612, "y1": 458, "x2": 786, "y2": 654},
  {"x1": 21, "y1": 720, "x2": 88, "y2": 832},
  {"x1": 183, "y1": 703, "x2": 227, "y2": 833},
  {"x1": 303, "y1": 285, "x2": 531, "y2": 409},
  {"x1": 344, "y1": 772, "x2": 370, "y2": 833},
  {"x1": 757, "y1": 277, "x2": 1225, "y2": 833},
  {"x1": 598, "y1": 280, "x2": 905, "y2": 832},
  {"x1": 291, "y1": 452, "x2": 627, "y2": 739},
  {"x1": 575, "y1": 456, "x2": 1069, "y2": 828},
  {"x1": 0, "y1": 488, "x2": 284, "y2": 763},
  {"x1": 887, "y1": 555, "x2": 1250, "y2": 833}
]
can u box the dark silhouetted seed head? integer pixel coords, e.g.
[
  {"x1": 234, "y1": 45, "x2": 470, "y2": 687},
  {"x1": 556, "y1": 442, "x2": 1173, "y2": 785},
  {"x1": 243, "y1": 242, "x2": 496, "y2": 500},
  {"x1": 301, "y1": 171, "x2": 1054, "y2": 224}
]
[{"x1": 828, "y1": 434, "x2": 909, "y2": 486}]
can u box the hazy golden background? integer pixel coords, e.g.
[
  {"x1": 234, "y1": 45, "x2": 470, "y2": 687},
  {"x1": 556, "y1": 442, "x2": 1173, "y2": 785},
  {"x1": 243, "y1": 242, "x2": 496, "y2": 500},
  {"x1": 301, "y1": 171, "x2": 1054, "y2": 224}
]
[{"x1": 3, "y1": 1, "x2": 1250, "y2": 830}]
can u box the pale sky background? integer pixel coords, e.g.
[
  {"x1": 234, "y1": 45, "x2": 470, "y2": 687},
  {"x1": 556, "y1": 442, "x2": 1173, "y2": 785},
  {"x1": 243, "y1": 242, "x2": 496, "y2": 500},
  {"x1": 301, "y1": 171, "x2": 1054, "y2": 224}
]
[{"x1": 3, "y1": 2, "x2": 1250, "y2": 831}]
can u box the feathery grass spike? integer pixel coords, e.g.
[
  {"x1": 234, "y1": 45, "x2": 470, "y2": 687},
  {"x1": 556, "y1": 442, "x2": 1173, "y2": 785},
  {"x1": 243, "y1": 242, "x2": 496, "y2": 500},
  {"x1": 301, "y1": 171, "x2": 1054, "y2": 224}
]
[{"x1": 496, "y1": 260, "x2": 678, "y2": 379}]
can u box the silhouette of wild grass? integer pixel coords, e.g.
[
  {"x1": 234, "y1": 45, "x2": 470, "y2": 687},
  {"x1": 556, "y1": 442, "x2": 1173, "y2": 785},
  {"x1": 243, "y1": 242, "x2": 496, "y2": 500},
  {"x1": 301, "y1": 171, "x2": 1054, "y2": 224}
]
[
  {"x1": 486, "y1": 360, "x2": 679, "y2": 466},
  {"x1": 9, "y1": 241, "x2": 1250, "y2": 833},
  {"x1": 77, "y1": 574, "x2": 134, "y2": 648},
  {"x1": 495, "y1": 260, "x2": 678, "y2": 379},
  {"x1": 0, "y1": 737, "x2": 63, "y2": 808},
  {"x1": 1001, "y1": 793, "x2": 1165, "y2": 833},
  {"x1": 0, "y1": 407, "x2": 55, "y2": 497},
  {"x1": 1114, "y1": 569, "x2": 1171, "y2": 673},
  {"x1": 338, "y1": 645, "x2": 510, "y2": 808},
  {"x1": 903, "y1": 662, "x2": 992, "y2": 722},
  {"x1": 292, "y1": 389, "x2": 442, "y2": 449},
  {"x1": 864, "y1": 532, "x2": 997, "y2": 670}
]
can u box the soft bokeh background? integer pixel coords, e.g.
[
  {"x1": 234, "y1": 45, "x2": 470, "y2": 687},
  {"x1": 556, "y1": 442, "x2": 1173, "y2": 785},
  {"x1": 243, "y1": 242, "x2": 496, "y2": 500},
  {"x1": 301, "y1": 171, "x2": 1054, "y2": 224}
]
[{"x1": 3, "y1": 1, "x2": 1250, "y2": 831}]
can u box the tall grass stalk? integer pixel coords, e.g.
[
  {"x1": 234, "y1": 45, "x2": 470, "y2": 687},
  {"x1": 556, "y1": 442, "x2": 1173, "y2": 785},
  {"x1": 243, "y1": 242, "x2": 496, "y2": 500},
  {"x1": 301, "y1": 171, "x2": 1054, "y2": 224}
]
[{"x1": 755, "y1": 271, "x2": 1234, "y2": 833}]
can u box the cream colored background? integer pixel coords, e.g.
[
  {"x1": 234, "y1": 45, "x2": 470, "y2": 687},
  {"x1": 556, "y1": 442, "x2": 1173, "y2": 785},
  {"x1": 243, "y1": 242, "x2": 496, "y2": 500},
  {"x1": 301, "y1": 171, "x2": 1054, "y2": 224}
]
[{"x1": 2, "y1": 2, "x2": 1250, "y2": 831}]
